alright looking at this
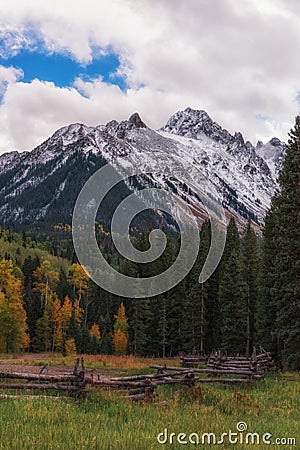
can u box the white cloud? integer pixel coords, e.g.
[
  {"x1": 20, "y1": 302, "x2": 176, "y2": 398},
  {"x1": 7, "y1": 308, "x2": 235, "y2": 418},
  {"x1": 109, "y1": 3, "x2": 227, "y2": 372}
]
[
  {"x1": 0, "y1": 0, "x2": 299, "y2": 153},
  {"x1": 0, "y1": 65, "x2": 23, "y2": 95},
  {"x1": 0, "y1": 76, "x2": 190, "y2": 151}
]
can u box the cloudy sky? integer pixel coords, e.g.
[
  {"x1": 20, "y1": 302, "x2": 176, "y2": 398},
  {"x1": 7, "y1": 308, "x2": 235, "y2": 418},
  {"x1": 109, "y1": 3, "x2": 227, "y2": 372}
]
[{"x1": 0, "y1": 0, "x2": 299, "y2": 154}]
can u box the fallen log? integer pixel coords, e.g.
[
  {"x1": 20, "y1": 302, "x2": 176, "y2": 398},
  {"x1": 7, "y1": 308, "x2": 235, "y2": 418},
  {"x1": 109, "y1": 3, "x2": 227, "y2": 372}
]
[
  {"x1": 208, "y1": 361, "x2": 253, "y2": 367},
  {"x1": 220, "y1": 356, "x2": 251, "y2": 360},
  {"x1": 87, "y1": 379, "x2": 157, "y2": 388},
  {"x1": 209, "y1": 357, "x2": 250, "y2": 362},
  {"x1": 206, "y1": 364, "x2": 255, "y2": 372},
  {"x1": 150, "y1": 365, "x2": 257, "y2": 377},
  {"x1": 86, "y1": 370, "x2": 193, "y2": 385},
  {"x1": 0, "y1": 371, "x2": 82, "y2": 383}
]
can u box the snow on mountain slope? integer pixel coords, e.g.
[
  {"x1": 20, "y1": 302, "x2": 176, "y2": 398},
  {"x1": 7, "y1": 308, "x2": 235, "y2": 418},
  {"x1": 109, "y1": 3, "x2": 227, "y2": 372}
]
[
  {"x1": 255, "y1": 137, "x2": 286, "y2": 179},
  {"x1": 0, "y1": 108, "x2": 285, "y2": 228},
  {"x1": 158, "y1": 108, "x2": 283, "y2": 222}
]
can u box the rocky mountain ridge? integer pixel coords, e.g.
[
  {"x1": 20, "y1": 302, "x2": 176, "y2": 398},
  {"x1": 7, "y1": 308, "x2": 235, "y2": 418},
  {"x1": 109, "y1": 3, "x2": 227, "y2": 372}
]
[{"x1": 0, "y1": 107, "x2": 286, "y2": 229}]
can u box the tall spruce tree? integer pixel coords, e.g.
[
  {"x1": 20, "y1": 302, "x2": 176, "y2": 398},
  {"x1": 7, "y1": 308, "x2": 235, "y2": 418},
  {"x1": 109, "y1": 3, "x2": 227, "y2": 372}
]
[
  {"x1": 219, "y1": 249, "x2": 247, "y2": 354},
  {"x1": 264, "y1": 117, "x2": 300, "y2": 369},
  {"x1": 166, "y1": 234, "x2": 185, "y2": 356},
  {"x1": 241, "y1": 221, "x2": 260, "y2": 356},
  {"x1": 206, "y1": 269, "x2": 221, "y2": 351},
  {"x1": 130, "y1": 296, "x2": 153, "y2": 356},
  {"x1": 256, "y1": 209, "x2": 279, "y2": 357},
  {"x1": 197, "y1": 217, "x2": 240, "y2": 353},
  {"x1": 219, "y1": 218, "x2": 247, "y2": 354},
  {"x1": 183, "y1": 221, "x2": 210, "y2": 354}
]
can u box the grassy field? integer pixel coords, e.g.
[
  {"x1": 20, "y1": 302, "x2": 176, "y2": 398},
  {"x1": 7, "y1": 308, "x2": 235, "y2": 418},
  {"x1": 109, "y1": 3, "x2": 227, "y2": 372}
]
[{"x1": 0, "y1": 355, "x2": 299, "y2": 450}]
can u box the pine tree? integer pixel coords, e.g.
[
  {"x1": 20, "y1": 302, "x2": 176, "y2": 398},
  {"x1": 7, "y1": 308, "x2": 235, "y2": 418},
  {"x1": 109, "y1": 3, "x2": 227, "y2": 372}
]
[
  {"x1": 56, "y1": 267, "x2": 72, "y2": 301},
  {"x1": 22, "y1": 256, "x2": 41, "y2": 350},
  {"x1": 222, "y1": 217, "x2": 241, "y2": 262},
  {"x1": 22, "y1": 230, "x2": 27, "y2": 248},
  {"x1": 241, "y1": 221, "x2": 260, "y2": 356},
  {"x1": 191, "y1": 220, "x2": 210, "y2": 354},
  {"x1": 218, "y1": 218, "x2": 248, "y2": 354},
  {"x1": 165, "y1": 233, "x2": 185, "y2": 356},
  {"x1": 206, "y1": 217, "x2": 241, "y2": 352},
  {"x1": 257, "y1": 209, "x2": 278, "y2": 356},
  {"x1": 264, "y1": 117, "x2": 300, "y2": 369},
  {"x1": 205, "y1": 269, "x2": 221, "y2": 351},
  {"x1": 100, "y1": 313, "x2": 113, "y2": 354},
  {"x1": 129, "y1": 296, "x2": 152, "y2": 356},
  {"x1": 219, "y1": 250, "x2": 247, "y2": 354},
  {"x1": 158, "y1": 297, "x2": 169, "y2": 358}
]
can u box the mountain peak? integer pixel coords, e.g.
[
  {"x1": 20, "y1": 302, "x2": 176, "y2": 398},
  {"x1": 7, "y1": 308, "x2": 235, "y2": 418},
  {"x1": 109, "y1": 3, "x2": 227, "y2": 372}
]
[
  {"x1": 269, "y1": 137, "x2": 284, "y2": 148},
  {"x1": 255, "y1": 137, "x2": 286, "y2": 177},
  {"x1": 105, "y1": 112, "x2": 147, "y2": 139},
  {"x1": 162, "y1": 107, "x2": 233, "y2": 144},
  {"x1": 183, "y1": 107, "x2": 211, "y2": 120},
  {"x1": 128, "y1": 112, "x2": 146, "y2": 129}
]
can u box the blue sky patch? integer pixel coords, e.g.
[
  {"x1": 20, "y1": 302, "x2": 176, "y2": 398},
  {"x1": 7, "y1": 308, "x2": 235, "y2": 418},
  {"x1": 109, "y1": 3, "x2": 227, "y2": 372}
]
[{"x1": 0, "y1": 48, "x2": 127, "y2": 93}]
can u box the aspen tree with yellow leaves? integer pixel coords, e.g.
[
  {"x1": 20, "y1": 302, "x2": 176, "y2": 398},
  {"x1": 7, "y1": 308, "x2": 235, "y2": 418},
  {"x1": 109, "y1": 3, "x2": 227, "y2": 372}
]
[
  {"x1": 113, "y1": 303, "x2": 128, "y2": 355},
  {"x1": 0, "y1": 260, "x2": 29, "y2": 352},
  {"x1": 68, "y1": 264, "x2": 89, "y2": 305},
  {"x1": 90, "y1": 323, "x2": 101, "y2": 341}
]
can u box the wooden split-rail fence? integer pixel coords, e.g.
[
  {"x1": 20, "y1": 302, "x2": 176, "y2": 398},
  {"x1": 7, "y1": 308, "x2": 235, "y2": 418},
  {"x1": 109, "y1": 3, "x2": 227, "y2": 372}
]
[
  {"x1": 0, "y1": 358, "x2": 87, "y2": 400},
  {"x1": 0, "y1": 358, "x2": 196, "y2": 402},
  {"x1": 85, "y1": 366, "x2": 198, "y2": 401},
  {"x1": 180, "y1": 346, "x2": 276, "y2": 374},
  {"x1": 0, "y1": 348, "x2": 276, "y2": 402}
]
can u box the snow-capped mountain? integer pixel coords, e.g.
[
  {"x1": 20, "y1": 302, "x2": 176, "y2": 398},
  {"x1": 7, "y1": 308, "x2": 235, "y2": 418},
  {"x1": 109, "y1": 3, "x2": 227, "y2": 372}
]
[{"x1": 0, "y1": 108, "x2": 286, "y2": 229}]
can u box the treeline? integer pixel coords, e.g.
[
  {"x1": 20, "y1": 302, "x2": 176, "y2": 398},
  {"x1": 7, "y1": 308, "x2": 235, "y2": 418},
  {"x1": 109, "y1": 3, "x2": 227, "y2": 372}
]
[{"x1": 0, "y1": 219, "x2": 268, "y2": 361}]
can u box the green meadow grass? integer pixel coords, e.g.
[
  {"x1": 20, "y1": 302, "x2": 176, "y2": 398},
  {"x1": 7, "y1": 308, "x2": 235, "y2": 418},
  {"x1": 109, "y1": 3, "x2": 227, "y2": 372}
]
[{"x1": 0, "y1": 374, "x2": 299, "y2": 450}]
